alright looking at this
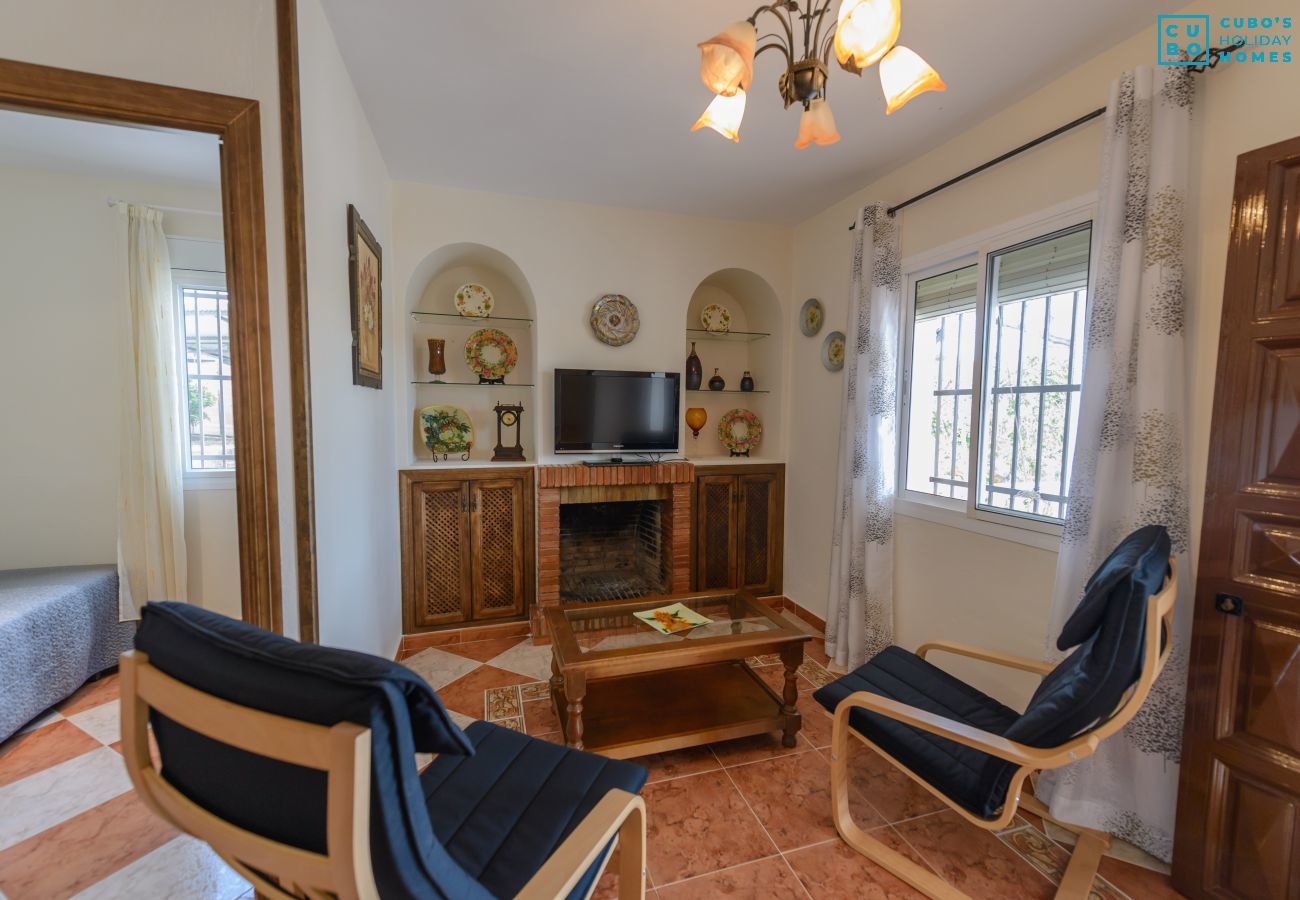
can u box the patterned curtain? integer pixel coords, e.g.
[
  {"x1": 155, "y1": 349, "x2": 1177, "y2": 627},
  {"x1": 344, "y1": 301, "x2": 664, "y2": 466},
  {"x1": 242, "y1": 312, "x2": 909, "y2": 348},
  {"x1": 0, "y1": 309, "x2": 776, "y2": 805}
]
[
  {"x1": 1036, "y1": 66, "x2": 1194, "y2": 863},
  {"x1": 826, "y1": 204, "x2": 901, "y2": 671}
]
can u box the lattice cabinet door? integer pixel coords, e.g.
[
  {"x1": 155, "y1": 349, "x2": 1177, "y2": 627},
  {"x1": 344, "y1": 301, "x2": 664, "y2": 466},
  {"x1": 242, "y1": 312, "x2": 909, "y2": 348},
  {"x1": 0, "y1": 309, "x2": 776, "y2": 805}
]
[
  {"x1": 468, "y1": 477, "x2": 528, "y2": 620},
  {"x1": 737, "y1": 471, "x2": 784, "y2": 595},
  {"x1": 695, "y1": 474, "x2": 738, "y2": 590},
  {"x1": 410, "y1": 480, "x2": 472, "y2": 628}
]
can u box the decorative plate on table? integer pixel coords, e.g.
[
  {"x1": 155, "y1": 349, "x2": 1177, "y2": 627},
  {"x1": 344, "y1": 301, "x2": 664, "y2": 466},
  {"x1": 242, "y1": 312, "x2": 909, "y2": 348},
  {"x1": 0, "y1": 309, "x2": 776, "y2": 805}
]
[
  {"x1": 419, "y1": 405, "x2": 474, "y2": 457},
  {"x1": 465, "y1": 328, "x2": 518, "y2": 382},
  {"x1": 718, "y1": 408, "x2": 762, "y2": 456},
  {"x1": 454, "y1": 283, "x2": 494, "y2": 318},
  {"x1": 822, "y1": 330, "x2": 846, "y2": 372},
  {"x1": 799, "y1": 298, "x2": 825, "y2": 337},
  {"x1": 700, "y1": 303, "x2": 732, "y2": 334},
  {"x1": 590, "y1": 294, "x2": 640, "y2": 346}
]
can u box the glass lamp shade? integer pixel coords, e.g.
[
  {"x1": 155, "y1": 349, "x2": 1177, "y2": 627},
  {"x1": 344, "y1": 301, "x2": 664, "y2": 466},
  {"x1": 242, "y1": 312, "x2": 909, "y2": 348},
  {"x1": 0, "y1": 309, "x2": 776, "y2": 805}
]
[
  {"x1": 795, "y1": 99, "x2": 841, "y2": 149},
  {"x1": 691, "y1": 88, "x2": 747, "y2": 142},
  {"x1": 880, "y1": 45, "x2": 946, "y2": 114},
  {"x1": 685, "y1": 407, "x2": 708, "y2": 438},
  {"x1": 698, "y1": 20, "x2": 757, "y2": 96},
  {"x1": 834, "y1": 0, "x2": 901, "y2": 69}
]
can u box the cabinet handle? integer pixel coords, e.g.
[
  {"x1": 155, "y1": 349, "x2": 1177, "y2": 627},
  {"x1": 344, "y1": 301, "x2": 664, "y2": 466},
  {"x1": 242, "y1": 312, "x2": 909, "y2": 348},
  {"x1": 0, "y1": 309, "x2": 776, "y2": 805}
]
[{"x1": 471, "y1": 493, "x2": 478, "y2": 513}]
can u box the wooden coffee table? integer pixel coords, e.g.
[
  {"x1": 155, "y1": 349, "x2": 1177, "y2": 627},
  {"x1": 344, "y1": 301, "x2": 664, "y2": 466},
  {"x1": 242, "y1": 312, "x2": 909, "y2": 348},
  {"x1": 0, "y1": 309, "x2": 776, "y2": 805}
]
[{"x1": 543, "y1": 590, "x2": 811, "y2": 759}]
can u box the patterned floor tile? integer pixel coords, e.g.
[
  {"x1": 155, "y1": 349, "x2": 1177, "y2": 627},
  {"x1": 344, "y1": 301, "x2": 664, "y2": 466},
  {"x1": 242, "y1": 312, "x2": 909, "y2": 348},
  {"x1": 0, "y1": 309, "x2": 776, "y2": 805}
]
[
  {"x1": 433, "y1": 665, "x2": 535, "y2": 718},
  {"x1": 656, "y1": 855, "x2": 805, "y2": 898},
  {"x1": 66, "y1": 701, "x2": 121, "y2": 746},
  {"x1": 0, "y1": 748, "x2": 132, "y2": 852},
  {"x1": 0, "y1": 721, "x2": 101, "y2": 789},
  {"x1": 439, "y1": 637, "x2": 532, "y2": 663},
  {"x1": 632, "y1": 745, "x2": 721, "y2": 784},
  {"x1": 71, "y1": 835, "x2": 247, "y2": 900},
  {"x1": 797, "y1": 658, "x2": 836, "y2": 688},
  {"x1": 894, "y1": 810, "x2": 1056, "y2": 899},
  {"x1": 519, "y1": 681, "x2": 551, "y2": 701},
  {"x1": 485, "y1": 640, "x2": 555, "y2": 681},
  {"x1": 401, "y1": 647, "x2": 483, "y2": 691},
  {"x1": 483, "y1": 685, "x2": 522, "y2": 721},
  {"x1": 785, "y1": 831, "x2": 934, "y2": 899}
]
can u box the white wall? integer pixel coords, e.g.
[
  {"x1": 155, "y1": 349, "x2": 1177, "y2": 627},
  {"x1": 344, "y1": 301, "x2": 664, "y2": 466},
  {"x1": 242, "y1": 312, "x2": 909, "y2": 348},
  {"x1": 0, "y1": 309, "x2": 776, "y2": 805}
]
[
  {"x1": 786, "y1": 2, "x2": 1300, "y2": 705},
  {"x1": 0, "y1": 164, "x2": 241, "y2": 618},
  {"x1": 297, "y1": 0, "x2": 399, "y2": 656},
  {"x1": 0, "y1": 0, "x2": 301, "y2": 635}
]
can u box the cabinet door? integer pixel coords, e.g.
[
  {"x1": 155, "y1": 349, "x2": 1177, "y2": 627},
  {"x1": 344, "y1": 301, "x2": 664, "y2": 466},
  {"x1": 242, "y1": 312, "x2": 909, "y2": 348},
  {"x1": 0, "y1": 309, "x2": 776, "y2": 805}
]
[
  {"x1": 696, "y1": 475, "x2": 738, "y2": 589},
  {"x1": 411, "y1": 480, "x2": 472, "y2": 628},
  {"x1": 469, "y1": 477, "x2": 527, "y2": 620},
  {"x1": 737, "y1": 472, "x2": 783, "y2": 595}
]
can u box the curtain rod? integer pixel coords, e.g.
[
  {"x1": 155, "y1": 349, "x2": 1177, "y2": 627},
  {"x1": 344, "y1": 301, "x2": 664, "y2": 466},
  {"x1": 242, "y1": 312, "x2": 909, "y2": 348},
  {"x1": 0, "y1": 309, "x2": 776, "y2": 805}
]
[
  {"x1": 106, "y1": 197, "x2": 221, "y2": 217},
  {"x1": 850, "y1": 41, "x2": 1246, "y2": 229}
]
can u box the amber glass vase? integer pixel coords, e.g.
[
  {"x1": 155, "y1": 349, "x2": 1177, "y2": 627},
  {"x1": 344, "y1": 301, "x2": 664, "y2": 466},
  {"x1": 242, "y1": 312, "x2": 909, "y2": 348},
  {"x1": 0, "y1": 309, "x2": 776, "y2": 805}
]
[{"x1": 427, "y1": 338, "x2": 447, "y2": 382}]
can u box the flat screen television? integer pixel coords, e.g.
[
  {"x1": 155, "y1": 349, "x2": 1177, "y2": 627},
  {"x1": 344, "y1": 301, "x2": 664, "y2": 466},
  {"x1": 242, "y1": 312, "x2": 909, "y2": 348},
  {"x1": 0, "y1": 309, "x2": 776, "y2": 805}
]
[{"x1": 554, "y1": 369, "x2": 680, "y2": 454}]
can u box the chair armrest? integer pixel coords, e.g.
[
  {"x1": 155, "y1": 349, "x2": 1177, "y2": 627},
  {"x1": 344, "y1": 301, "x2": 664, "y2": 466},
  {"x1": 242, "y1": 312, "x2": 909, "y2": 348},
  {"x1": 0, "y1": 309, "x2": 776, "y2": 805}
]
[
  {"x1": 915, "y1": 640, "x2": 1055, "y2": 676},
  {"x1": 516, "y1": 789, "x2": 646, "y2": 900},
  {"x1": 831, "y1": 691, "x2": 1098, "y2": 769}
]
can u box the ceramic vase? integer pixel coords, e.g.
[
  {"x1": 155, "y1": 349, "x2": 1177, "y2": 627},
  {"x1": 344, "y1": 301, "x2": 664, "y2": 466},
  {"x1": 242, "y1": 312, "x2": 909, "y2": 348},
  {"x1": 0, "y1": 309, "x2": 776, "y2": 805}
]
[
  {"x1": 427, "y1": 338, "x2": 447, "y2": 381},
  {"x1": 685, "y1": 407, "x2": 708, "y2": 438},
  {"x1": 708, "y1": 368, "x2": 725, "y2": 391},
  {"x1": 685, "y1": 341, "x2": 703, "y2": 391},
  {"x1": 740, "y1": 371, "x2": 755, "y2": 392}
]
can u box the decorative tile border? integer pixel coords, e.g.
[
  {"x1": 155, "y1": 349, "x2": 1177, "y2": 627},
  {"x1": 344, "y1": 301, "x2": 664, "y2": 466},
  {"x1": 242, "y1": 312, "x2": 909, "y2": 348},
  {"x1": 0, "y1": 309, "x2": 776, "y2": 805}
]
[
  {"x1": 519, "y1": 681, "x2": 551, "y2": 702},
  {"x1": 746, "y1": 654, "x2": 782, "y2": 667},
  {"x1": 997, "y1": 822, "x2": 1130, "y2": 899},
  {"x1": 484, "y1": 685, "x2": 523, "y2": 721},
  {"x1": 797, "y1": 658, "x2": 836, "y2": 688}
]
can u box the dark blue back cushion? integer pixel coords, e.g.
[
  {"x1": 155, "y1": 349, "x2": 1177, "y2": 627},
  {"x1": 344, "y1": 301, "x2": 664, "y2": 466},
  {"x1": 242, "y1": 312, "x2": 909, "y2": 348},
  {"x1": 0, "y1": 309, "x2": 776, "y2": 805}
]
[{"x1": 135, "y1": 602, "x2": 488, "y2": 900}]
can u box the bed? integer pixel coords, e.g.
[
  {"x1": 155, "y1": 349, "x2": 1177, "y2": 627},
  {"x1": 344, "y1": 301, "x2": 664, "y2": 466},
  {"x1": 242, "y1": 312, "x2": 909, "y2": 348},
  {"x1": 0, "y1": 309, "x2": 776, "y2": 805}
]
[{"x1": 0, "y1": 565, "x2": 136, "y2": 742}]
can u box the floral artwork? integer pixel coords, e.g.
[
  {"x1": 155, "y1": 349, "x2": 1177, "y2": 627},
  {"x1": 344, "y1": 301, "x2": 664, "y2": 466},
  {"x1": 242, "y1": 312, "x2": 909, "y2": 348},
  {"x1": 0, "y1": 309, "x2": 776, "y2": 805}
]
[
  {"x1": 348, "y1": 204, "x2": 383, "y2": 388},
  {"x1": 718, "y1": 408, "x2": 762, "y2": 456},
  {"x1": 465, "y1": 328, "x2": 518, "y2": 382},
  {"x1": 701, "y1": 303, "x2": 732, "y2": 333},
  {"x1": 419, "y1": 405, "x2": 474, "y2": 457},
  {"x1": 455, "y1": 283, "x2": 494, "y2": 318}
]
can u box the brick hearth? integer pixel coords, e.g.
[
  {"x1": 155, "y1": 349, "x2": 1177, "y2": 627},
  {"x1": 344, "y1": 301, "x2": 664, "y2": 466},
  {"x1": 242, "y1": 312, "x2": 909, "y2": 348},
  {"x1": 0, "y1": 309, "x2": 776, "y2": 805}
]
[{"x1": 536, "y1": 462, "x2": 693, "y2": 631}]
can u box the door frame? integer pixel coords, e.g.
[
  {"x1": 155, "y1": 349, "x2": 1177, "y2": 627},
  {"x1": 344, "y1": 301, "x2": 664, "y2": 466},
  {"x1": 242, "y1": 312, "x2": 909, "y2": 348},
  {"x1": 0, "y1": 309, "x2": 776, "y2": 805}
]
[{"x1": 0, "y1": 58, "x2": 284, "y2": 631}]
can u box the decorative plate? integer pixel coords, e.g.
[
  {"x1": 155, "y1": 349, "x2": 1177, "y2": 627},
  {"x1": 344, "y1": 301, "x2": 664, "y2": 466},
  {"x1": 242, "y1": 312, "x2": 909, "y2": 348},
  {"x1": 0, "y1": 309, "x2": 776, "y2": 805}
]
[
  {"x1": 799, "y1": 298, "x2": 825, "y2": 337},
  {"x1": 465, "y1": 328, "x2": 518, "y2": 381},
  {"x1": 419, "y1": 405, "x2": 474, "y2": 456},
  {"x1": 822, "y1": 330, "x2": 846, "y2": 372},
  {"x1": 701, "y1": 303, "x2": 732, "y2": 334},
  {"x1": 454, "y1": 283, "x2": 494, "y2": 318},
  {"x1": 718, "y1": 408, "x2": 763, "y2": 455},
  {"x1": 590, "y1": 294, "x2": 640, "y2": 346}
]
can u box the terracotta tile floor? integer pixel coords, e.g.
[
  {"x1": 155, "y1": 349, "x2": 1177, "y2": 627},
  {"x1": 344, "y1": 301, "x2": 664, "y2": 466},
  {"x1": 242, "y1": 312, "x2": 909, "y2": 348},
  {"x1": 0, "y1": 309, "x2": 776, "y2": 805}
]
[{"x1": 0, "y1": 636, "x2": 1185, "y2": 898}]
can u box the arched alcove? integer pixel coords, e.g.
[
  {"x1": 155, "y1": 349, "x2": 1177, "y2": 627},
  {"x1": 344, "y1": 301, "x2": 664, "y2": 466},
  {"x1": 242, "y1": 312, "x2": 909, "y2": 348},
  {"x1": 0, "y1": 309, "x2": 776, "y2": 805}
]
[
  {"x1": 683, "y1": 267, "x2": 784, "y2": 460},
  {"x1": 402, "y1": 242, "x2": 538, "y2": 464}
]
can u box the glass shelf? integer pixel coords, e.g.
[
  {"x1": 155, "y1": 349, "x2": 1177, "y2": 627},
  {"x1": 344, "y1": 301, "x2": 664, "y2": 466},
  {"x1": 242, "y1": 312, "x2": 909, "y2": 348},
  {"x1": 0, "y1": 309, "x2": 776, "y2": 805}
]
[
  {"x1": 411, "y1": 380, "x2": 535, "y2": 388},
  {"x1": 687, "y1": 388, "x2": 771, "y2": 395},
  {"x1": 411, "y1": 311, "x2": 533, "y2": 328},
  {"x1": 686, "y1": 328, "x2": 769, "y2": 343}
]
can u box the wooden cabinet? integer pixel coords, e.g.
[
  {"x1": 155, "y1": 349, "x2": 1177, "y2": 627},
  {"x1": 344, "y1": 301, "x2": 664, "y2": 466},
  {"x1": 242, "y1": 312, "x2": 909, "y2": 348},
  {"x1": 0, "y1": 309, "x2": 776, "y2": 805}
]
[
  {"x1": 692, "y1": 464, "x2": 784, "y2": 596},
  {"x1": 400, "y1": 468, "x2": 534, "y2": 632}
]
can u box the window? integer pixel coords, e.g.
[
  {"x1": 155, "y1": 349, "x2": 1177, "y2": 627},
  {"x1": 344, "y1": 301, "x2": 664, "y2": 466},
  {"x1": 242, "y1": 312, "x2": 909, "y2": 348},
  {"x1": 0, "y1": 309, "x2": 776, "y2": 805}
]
[
  {"x1": 176, "y1": 279, "x2": 235, "y2": 471},
  {"x1": 902, "y1": 220, "x2": 1091, "y2": 528}
]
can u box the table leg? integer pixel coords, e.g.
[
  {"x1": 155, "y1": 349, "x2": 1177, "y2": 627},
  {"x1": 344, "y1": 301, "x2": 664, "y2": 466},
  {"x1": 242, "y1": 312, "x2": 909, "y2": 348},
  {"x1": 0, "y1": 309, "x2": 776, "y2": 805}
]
[
  {"x1": 779, "y1": 644, "x2": 803, "y2": 748},
  {"x1": 564, "y1": 671, "x2": 586, "y2": 750}
]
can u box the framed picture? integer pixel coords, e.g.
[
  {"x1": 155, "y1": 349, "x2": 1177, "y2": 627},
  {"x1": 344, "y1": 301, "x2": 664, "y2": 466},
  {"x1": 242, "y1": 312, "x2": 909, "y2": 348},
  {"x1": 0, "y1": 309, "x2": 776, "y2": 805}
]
[{"x1": 348, "y1": 204, "x2": 382, "y2": 388}]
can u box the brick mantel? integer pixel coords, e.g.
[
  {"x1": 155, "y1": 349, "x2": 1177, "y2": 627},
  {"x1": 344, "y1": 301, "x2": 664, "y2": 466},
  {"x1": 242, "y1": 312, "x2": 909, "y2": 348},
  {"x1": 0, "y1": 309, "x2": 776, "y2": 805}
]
[{"x1": 536, "y1": 462, "x2": 694, "y2": 630}]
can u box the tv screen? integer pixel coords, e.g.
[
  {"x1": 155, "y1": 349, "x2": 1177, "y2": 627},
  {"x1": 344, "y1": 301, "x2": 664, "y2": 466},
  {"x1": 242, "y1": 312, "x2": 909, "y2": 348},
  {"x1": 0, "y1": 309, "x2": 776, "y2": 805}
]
[{"x1": 554, "y1": 369, "x2": 680, "y2": 453}]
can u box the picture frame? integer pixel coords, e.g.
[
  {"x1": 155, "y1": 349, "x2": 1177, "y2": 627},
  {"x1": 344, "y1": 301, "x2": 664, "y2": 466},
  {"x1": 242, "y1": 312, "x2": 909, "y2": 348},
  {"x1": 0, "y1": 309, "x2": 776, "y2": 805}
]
[{"x1": 347, "y1": 203, "x2": 383, "y2": 389}]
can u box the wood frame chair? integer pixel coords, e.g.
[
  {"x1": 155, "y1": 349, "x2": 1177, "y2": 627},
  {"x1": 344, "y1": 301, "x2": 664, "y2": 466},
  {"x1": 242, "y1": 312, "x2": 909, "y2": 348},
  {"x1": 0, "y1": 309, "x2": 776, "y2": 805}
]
[
  {"x1": 120, "y1": 650, "x2": 647, "y2": 900},
  {"x1": 827, "y1": 559, "x2": 1177, "y2": 900}
]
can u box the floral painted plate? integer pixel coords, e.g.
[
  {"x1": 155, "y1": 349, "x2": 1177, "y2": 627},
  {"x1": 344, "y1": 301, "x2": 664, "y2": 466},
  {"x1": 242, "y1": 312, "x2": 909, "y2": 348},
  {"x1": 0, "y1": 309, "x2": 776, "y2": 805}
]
[
  {"x1": 454, "y1": 283, "x2": 494, "y2": 318},
  {"x1": 700, "y1": 303, "x2": 732, "y2": 334},
  {"x1": 419, "y1": 405, "x2": 474, "y2": 457},
  {"x1": 822, "y1": 330, "x2": 846, "y2": 372},
  {"x1": 799, "y1": 298, "x2": 824, "y2": 337},
  {"x1": 718, "y1": 408, "x2": 762, "y2": 456},
  {"x1": 590, "y1": 294, "x2": 640, "y2": 346},
  {"x1": 465, "y1": 328, "x2": 518, "y2": 382}
]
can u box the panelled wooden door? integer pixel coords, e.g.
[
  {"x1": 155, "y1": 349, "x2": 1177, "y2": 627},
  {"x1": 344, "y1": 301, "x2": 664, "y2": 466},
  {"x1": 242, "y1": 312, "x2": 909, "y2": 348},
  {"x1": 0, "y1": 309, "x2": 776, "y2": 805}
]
[
  {"x1": 469, "y1": 478, "x2": 528, "y2": 620},
  {"x1": 696, "y1": 474, "x2": 738, "y2": 590},
  {"x1": 1173, "y1": 135, "x2": 1300, "y2": 900},
  {"x1": 693, "y1": 465, "x2": 785, "y2": 594},
  {"x1": 737, "y1": 471, "x2": 784, "y2": 595},
  {"x1": 410, "y1": 480, "x2": 472, "y2": 629}
]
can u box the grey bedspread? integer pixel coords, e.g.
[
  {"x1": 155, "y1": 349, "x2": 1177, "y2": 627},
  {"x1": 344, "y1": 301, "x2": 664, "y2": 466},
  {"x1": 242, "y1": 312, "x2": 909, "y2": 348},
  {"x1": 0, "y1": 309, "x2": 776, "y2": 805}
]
[{"x1": 0, "y1": 566, "x2": 136, "y2": 742}]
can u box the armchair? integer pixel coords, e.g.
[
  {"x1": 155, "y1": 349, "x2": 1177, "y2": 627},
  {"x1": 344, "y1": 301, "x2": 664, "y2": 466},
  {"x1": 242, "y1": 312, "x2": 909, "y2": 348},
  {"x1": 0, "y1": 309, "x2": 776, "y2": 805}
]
[{"x1": 814, "y1": 525, "x2": 1177, "y2": 900}]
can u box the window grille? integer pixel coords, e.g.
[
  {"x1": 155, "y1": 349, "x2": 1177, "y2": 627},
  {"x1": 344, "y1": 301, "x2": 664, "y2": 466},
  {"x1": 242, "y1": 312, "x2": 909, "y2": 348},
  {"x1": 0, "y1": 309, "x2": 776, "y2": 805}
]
[{"x1": 177, "y1": 283, "x2": 234, "y2": 471}]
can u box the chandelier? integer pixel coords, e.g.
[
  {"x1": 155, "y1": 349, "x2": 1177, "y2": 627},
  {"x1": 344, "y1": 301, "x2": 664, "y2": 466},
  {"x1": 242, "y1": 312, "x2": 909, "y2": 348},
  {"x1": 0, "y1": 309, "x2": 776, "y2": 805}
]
[{"x1": 693, "y1": 0, "x2": 945, "y2": 148}]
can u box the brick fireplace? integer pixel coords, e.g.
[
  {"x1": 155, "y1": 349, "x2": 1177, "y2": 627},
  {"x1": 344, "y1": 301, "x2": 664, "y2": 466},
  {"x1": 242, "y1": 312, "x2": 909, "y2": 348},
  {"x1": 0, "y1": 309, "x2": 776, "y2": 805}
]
[{"x1": 537, "y1": 462, "x2": 693, "y2": 631}]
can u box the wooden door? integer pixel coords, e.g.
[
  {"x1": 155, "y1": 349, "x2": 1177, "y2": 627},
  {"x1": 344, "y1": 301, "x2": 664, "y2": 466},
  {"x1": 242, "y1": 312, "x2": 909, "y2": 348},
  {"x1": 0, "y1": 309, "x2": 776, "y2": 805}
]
[
  {"x1": 408, "y1": 479, "x2": 472, "y2": 629},
  {"x1": 1173, "y1": 136, "x2": 1300, "y2": 900},
  {"x1": 696, "y1": 474, "x2": 738, "y2": 589},
  {"x1": 737, "y1": 471, "x2": 785, "y2": 595},
  {"x1": 468, "y1": 476, "x2": 528, "y2": 620}
]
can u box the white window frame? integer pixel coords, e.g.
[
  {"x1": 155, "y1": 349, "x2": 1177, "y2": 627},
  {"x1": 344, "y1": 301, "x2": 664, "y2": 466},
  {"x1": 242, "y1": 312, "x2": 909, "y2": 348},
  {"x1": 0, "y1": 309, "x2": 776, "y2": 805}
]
[
  {"x1": 896, "y1": 196, "x2": 1096, "y2": 550},
  {"x1": 173, "y1": 267, "x2": 234, "y2": 490}
]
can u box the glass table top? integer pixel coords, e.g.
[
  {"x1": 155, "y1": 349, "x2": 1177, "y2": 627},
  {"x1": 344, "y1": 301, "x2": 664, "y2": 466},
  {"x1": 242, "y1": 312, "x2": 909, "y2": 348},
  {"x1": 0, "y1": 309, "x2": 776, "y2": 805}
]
[{"x1": 557, "y1": 593, "x2": 785, "y2": 656}]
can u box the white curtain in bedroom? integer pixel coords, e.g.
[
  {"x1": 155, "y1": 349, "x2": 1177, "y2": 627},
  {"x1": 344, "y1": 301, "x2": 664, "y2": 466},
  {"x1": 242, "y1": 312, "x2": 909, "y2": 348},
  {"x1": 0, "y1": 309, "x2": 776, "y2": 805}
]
[
  {"x1": 825, "y1": 203, "x2": 901, "y2": 671},
  {"x1": 117, "y1": 203, "x2": 187, "y2": 619},
  {"x1": 1036, "y1": 65, "x2": 1194, "y2": 863}
]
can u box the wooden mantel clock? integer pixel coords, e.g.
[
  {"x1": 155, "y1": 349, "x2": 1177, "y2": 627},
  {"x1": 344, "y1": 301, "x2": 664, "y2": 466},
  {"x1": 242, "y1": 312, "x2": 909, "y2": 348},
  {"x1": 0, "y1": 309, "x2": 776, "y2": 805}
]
[{"x1": 491, "y1": 402, "x2": 526, "y2": 462}]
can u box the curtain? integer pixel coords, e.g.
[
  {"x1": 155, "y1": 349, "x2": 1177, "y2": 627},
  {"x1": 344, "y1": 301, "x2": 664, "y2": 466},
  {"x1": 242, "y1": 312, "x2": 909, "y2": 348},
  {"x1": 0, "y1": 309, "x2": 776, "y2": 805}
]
[
  {"x1": 825, "y1": 204, "x2": 901, "y2": 671},
  {"x1": 1036, "y1": 66, "x2": 1194, "y2": 863},
  {"x1": 117, "y1": 204, "x2": 187, "y2": 619}
]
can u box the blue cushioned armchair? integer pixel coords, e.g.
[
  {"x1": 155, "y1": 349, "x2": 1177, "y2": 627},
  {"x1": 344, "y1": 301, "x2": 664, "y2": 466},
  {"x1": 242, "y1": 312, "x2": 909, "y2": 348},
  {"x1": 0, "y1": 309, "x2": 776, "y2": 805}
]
[
  {"x1": 118, "y1": 602, "x2": 648, "y2": 900},
  {"x1": 813, "y1": 526, "x2": 1177, "y2": 900}
]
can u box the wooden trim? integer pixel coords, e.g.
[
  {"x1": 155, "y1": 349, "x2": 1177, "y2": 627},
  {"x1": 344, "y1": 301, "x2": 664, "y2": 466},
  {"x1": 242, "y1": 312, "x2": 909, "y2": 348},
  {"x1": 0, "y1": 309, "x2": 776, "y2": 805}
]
[
  {"x1": 915, "y1": 640, "x2": 1056, "y2": 676},
  {"x1": 516, "y1": 791, "x2": 646, "y2": 900},
  {"x1": 0, "y1": 59, "x2": 282, "y2": 631},
  {"x1": 778, "y1": 598, "x2": 827, "y2": 632},
  {"x1": 275, "y1": 0, "x2": 319, "y2": 643}
]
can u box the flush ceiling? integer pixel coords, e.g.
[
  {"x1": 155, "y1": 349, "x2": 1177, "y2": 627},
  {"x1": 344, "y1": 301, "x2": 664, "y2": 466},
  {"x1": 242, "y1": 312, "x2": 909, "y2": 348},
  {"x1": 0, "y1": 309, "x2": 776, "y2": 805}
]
[{"x1": 320, "y1": 0, "x2": 1170, "y2": 225}]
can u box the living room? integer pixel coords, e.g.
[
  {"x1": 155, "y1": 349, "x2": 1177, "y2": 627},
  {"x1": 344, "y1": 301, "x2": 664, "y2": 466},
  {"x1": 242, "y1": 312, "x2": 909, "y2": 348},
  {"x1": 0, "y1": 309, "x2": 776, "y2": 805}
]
[{"x1": 0, "y1": 1, "x2": 1297, "y2": 898}]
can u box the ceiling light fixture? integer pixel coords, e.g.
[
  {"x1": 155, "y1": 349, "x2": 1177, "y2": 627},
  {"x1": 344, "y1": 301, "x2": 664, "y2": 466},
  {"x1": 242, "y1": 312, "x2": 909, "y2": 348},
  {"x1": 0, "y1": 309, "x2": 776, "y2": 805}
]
[{"x1": 695, "y1": 0, "x2": 945, "y2": 148}]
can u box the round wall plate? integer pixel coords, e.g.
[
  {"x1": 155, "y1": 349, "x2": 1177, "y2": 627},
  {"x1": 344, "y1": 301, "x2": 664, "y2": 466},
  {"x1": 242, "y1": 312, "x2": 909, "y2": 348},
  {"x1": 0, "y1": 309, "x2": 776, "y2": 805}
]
[
  {"x1": 700, "y1": 303, "x2": 732, "y2": 333},
  {"x1": 799, "y1": 298, "x2": 824, "y2": 337},
  {"x1": 454, "y1": 283, "x2": 494, "y2": 317},
  {"x1": 822, "y1": 330, "x2": 846, "y2": 372},
  {"x1": 591, "y1": 294, "x2": 640, "y2": 346}
]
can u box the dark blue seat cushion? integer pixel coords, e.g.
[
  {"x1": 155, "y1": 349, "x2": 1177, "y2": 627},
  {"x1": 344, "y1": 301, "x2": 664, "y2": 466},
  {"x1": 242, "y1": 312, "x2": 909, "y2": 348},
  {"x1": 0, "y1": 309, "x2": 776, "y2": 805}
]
[
  {"x1": 421, "y1": 720, "x2": 648, "y2": 900},
  {"x1": 814, "y1": 525, "x2": 1170, "y2": 820}
]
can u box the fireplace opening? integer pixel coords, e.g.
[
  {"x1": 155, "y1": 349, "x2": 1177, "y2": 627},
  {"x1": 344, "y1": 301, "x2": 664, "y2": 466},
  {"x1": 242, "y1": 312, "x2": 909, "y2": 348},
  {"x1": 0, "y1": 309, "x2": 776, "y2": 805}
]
[{"x1": 559, "y1": 500, "x2": 669, "y2": 603}]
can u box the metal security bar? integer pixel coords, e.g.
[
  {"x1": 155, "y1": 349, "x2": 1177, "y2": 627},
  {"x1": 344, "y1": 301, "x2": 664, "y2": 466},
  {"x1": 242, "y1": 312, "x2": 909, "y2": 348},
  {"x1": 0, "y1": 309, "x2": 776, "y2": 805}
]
[
  {"x1": 927, "y1": 311, "x2": 973, "y2": 499},
  {"x1": 179, "y1": 285, "x2": 235, "y2": 470}
]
